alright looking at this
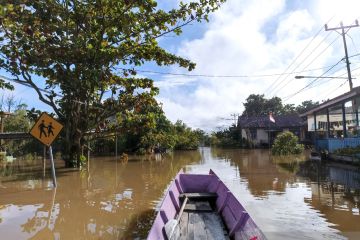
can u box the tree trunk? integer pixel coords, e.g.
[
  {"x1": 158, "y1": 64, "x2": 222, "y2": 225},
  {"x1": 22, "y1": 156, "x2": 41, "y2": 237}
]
[{"x1": 62, "y1": 102, "x2": 85, "y2": 168}]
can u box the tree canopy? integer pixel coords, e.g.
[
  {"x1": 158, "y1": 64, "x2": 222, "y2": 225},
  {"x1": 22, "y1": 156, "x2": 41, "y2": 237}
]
[
  {"x1": 0, "y1": 0, "x2": 225, "y2": 166},
  {"x1": 271, "y1": 131, "x2": 304, "y2": 155},
  {"x1": 242, "y1": 94, "x2": 319, "y2": 117}
]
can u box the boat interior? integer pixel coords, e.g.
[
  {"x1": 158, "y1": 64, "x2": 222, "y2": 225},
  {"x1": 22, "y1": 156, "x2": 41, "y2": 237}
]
[{"x1": 158, "y1": 171, "x2": 265, "y2": 240}]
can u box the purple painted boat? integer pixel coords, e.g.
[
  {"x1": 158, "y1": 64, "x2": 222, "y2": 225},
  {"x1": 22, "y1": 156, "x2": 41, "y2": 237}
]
[{"x1": 148, "y1": 169, "x2": 266, "y2": 240}]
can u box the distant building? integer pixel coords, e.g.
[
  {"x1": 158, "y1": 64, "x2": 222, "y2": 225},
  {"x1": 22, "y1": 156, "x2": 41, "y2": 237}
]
[
  {"x1": 300, "y1": 86, "x2": 360, "y2": 153},
  {"x1": 238, "y1": 114, "x2": 305, "y2": 147}
]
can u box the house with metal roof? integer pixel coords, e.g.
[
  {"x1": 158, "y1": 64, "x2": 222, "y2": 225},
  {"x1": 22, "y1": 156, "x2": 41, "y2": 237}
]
[
  {"x1": 238, "y1": 114, "x2": 305, "y2": 147},
  {"x1": 300, "y1": 86, "x2": 360, "y2": 153}
]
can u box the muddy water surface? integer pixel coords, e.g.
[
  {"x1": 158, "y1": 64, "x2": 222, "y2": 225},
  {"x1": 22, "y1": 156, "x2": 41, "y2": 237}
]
[{"x1": 0, "y1": 148, "x2": 359, "y2": 239}]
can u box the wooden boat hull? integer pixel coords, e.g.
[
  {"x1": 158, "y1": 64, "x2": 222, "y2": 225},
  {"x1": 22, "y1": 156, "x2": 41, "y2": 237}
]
[{"x1": 148, "y1": 169, "x2": 266, "y2": 240}]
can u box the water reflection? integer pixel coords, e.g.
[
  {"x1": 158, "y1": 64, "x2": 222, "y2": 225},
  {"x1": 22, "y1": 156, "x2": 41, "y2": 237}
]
[
  {"x1": 0, "y1": 151, "x2": 202, "y2": 239},
  {"x1": 0, "y1": 148, "x2": 359, "y2": 239},
  {"x1": 195, "y1": 148, "x2": 359, "y2": 239}
]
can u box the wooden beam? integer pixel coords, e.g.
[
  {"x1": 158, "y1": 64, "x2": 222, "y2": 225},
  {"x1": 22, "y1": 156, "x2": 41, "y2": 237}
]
[{"x1": 0, "y1": 132, "x2": 31, "y2": 139}]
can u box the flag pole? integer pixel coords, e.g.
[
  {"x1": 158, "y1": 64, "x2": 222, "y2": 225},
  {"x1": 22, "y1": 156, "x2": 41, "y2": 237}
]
[{"x1": 268, "y1": 112, "x2": 275, "y2": 153}]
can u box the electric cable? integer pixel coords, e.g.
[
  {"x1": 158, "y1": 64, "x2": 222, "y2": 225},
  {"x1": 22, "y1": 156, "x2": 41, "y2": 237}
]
[{"x1": 263, "y1": 16, "x2": 335, "y2": 95}]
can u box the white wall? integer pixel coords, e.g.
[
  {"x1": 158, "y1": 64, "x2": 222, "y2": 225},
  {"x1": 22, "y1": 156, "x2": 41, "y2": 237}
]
[{"x1": 256, "y1": 129, "x2": 268, "y2": 144}]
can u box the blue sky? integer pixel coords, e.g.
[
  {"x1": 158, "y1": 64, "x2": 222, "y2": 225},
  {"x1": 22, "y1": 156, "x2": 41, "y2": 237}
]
[{"x1": 3, "y1": 0, "x2": 360, "y2": 131}]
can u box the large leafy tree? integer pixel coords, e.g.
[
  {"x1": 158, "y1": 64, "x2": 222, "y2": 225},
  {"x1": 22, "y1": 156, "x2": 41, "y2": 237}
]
[
  {"x1": 0, "y1": 0, "x2": 225, "y2": 166},
  {"x1": 295, "y1": 100, "x2": 319, "y2": 114},
  {"x1": 242, "y1": 94, "x2": 319, "y2": 117},
  {"x1": 242, "y1": 94, "x2": 284, "y2": 116}
]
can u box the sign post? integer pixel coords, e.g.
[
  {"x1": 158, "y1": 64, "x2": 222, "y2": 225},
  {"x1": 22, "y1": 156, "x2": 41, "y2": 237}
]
[{"x1": 29, "y1": 113, "x2": 63, "y2": 188}]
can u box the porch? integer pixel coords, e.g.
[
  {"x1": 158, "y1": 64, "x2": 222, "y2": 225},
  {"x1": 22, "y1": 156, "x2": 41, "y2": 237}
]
[{"x1": 302, "y1": 86, "x2": 360, "y2": 153}]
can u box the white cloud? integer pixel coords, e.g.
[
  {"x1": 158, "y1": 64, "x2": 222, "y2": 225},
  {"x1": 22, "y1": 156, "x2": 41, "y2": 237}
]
[
  {"x1": 156, "y1": 0, "x2": 360, "y2": 130},
  {"x1": 4, "y1": 0, "x2": 360, "y2": 131}
]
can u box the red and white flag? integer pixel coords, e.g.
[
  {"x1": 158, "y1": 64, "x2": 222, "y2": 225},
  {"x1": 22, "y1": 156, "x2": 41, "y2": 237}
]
[{"x1": 269, "y1": 112, "x2": 275, "y2": 123}]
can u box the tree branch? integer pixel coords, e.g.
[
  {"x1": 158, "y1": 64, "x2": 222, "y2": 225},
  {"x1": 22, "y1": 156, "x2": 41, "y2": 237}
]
[{"x1": 20, "y1": 69, "x2": 63, "y2": 118}]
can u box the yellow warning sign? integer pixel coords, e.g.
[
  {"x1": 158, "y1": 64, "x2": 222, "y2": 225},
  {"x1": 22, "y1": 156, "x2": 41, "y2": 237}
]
[{"x1": 29, "y1": 112, "x2": 63, "y2": 146}]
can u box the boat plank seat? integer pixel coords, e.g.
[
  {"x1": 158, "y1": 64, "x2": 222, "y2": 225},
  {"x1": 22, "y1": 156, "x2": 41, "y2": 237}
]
[
  {"x1": 184, "y1": 201, "x2": 213, "y2": 212},
  {"x1": 179, "y1": 192, "x2": 217, "y2": 200},
  {"x1": 179, "y1": 211, "x2": 230, "y2": 240}
]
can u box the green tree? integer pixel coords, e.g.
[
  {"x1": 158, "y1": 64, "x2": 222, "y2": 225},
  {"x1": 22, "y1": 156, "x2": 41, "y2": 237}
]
[
  {"x1": 4, "y1": 108, "x2": 31, "y2": 132},
  {"x1": 271, "y1": 131, "x2": 304, "y2": 155},
  {"x1": 242, "y1": 94, "x2": 284, "y2": 116},
  {"x1": 282, "y1": 103, "x2": 296, "y2": 114},
  {"x1": 242, "y1": 94, "x2": 319, "y2": 117},
  {"x1": 115, "y1": 101, "x2": 175, "y2": 153},
  {"x1": 2, "y1": 106, "x2": 38, "y2": 156},
  {"x1": 295, "y1": 100, "x2": 319, "y2": 114},
  {"x1": 173, "y1": 120, "x2": 200, "y2": 150},
  {"x1": 210, "y1": 127, "x2": 242, "y2": 148},
  {"x1": 0, "y1": 0, "x2": 225, "y2": 166}
]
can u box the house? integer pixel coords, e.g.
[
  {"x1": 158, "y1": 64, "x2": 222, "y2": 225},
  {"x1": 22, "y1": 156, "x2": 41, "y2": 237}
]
[
  {"x1": 238, "y1": 114, "x2": 305, "y2": 147},
  {"x1": 300, "y1": 86, "x2": 360, "y2": 153}
]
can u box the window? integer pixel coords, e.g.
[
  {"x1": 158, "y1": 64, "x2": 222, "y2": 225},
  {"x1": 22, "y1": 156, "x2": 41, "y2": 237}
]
[
  {"x1": 329, "y1": 104, "x2": 343, "y2": 138},
  {"x1": 316, "y1": 109, "x2": 328, "y2": 139}
]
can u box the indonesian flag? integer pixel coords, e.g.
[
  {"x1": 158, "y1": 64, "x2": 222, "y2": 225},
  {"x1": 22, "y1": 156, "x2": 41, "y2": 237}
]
[{"x1": 269, "y1": 112, "x2": 275, "y2": 123}]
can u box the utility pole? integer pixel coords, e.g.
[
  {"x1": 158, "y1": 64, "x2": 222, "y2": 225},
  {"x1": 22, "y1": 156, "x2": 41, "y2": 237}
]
[
  {"x1": 230, "y1": 113, "x2": 240, "y2": 127},
  {"x1": 325, "y1": 20, "x2": 359, "y2": 90}
]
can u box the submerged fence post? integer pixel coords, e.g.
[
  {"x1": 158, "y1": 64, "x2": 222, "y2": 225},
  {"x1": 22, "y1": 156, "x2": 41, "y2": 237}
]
[{"x1": 49, "y1": 146, "x2": 57, "y2": 188}]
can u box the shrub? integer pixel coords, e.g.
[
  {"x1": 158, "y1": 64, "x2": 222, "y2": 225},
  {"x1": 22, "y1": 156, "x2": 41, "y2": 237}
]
[{"x1": 272, "y1": 131, "x2": 304, "y2": 155}]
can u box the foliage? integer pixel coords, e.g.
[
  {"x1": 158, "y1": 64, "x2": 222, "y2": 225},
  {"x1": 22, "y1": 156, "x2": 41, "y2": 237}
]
[
  {"x1": 3, "y1": 108, "x2": 31, "y2": 132},
  {"x1": 242, "y1": 94, "x2": 284, "y2": 117},
  {"x1": 172, "y1": 120, "x2": 200, "y2": 150},
  {"x1": 272, "y1": 131, "x2": 304, "y2": 155},
  {"x1": 93, "y1": 108, "x2": 204, "y2": 154},
  {"x1": 1, "y1": 106, "x2": 36, "y2": 156},
  {"x1": 295, "y1": 100, "x2": 320, "y2": 114},
  {"x1": 0, "y1": 0, "x2": 225, "y2": 166},
  {"x1": 334, "y1": 146, "x2": 360, "y2": 156},
  {"x1": 242, "y1": 94, "x2": 319, "y2": 117},
  {"x1": 210, "y1": 126, "x2": 242, "y2": 148},
  {"x1": 79, "y1": 154, "x2": 87, "y2": 166}
]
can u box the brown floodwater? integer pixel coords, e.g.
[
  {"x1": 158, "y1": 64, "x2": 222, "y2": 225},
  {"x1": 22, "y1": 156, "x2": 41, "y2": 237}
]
[{"x1": 0, "y1": 148, "x2": 359, "y2": 239}]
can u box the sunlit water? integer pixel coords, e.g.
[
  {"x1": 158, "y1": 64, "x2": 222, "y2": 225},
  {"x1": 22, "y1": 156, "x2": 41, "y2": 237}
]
[{"x1": 0, "y1": 148, "x2": 359, "y2": 239}]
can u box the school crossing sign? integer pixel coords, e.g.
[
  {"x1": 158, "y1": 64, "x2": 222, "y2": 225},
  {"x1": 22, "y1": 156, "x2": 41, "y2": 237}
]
[{"x1": 30, "y1": 113, "x2": 63, "y2": 146}]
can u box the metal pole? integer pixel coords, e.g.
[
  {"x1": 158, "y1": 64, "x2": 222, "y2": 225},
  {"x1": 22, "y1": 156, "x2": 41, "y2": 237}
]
[
  {"x1": 49, "y1": 145, "x2": 57, "y2": 188},
  {"x1": 342, "y1": 102, "x2": 347, "y2": 138},
  {"x1": 326, "y1": 108, "x2": 330, "y2": 138},
  {"x1": 325, "y1": 21, "x2": 359, "y2": 90},
  {"x1": 43, "y1": 145, "x2": 46, "y2": 178},
  {"x1": 340, "y1": 22, "x2": 353, "y2": 90},
  {"x1": 314, "y1": 113, "x2": 317, "y2": 147}
]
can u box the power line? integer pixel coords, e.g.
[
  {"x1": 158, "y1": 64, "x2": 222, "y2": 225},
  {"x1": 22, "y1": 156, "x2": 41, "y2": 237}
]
[
  {"x1": 321, "y1": 79, "x2": 349, "y2": 100},
  {"x1": 325, "y1": 20, "x2": 359, "y2": 90},
  {"x1": 269, "y1": 33, "x2": 340, "y2": 96},
  {"x1": 272, "y1": 20, "x2": 360, "y2": 98},
  {"x1": 347, "y1": 33, "x2": 360, "y2": 61},
  {"x1": 284, "y1": 63, "x2": 360, "y2": 102},
  {"x1": 315, "y1": 65, "x2": 360, "y2": 100},
  {"x1": 272, "y1": 53, "x2": 344, "y2": 96},
  {"x1": 264, "y1": 20, "x2": 334, "y2": 96},
  {"x1": 282, "y1": 58, "x2": 344, "y2": 101},
  {"x1": 119, "y1": 63, "x2": 349, "y2": 80}
]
